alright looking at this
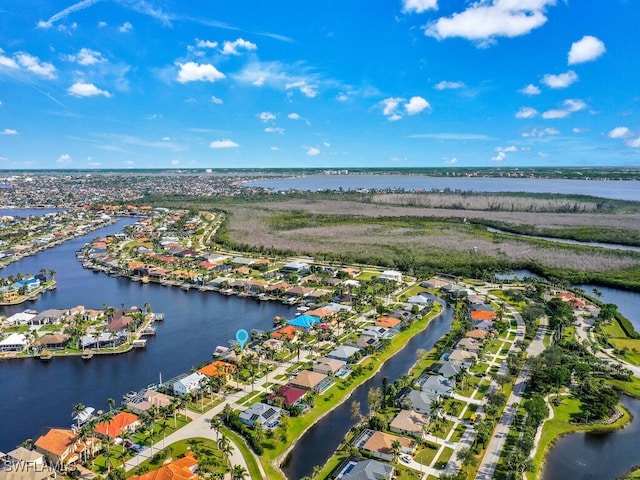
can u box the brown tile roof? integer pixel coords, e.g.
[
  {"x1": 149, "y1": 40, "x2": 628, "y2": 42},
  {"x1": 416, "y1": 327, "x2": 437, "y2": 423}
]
[
  {"x1": 363, "y1": 431, "x2": 415, "y2": 455},
  {"x1": 130, "y1": 452, "x2": 198, "y2": 480},
  {"x1": 375, "y1": 317, "x2": 401, "y2": 328},
  {"x1": 198, "y1": 361, "x2": 237, "y2": 377},
  {"x1": 35, "y1": 429, "x2": 77, "y2": 456},
  {"x1": 290, "y1": 370, "x2": 327, "y2": 390}
]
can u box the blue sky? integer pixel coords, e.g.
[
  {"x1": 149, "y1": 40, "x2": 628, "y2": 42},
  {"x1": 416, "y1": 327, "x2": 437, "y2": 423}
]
[{"x1": 0, "y1": 0, "x2": 638, "y2": 169}]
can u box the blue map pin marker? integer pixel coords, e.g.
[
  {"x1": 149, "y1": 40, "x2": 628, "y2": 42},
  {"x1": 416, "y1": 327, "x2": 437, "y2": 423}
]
[{"x1": 236, "y1": 329, "x2": 249, "y2": 350}]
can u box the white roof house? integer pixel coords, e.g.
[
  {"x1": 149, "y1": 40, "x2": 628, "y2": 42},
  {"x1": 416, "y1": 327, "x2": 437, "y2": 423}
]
[
  {"x1": 379, "y1": 270, "x2": 402, "y2": 282},
  {"x1": 0, "y1": 333, "x2": 28, "y2": 352},
  {"x1": 173, "y1": 372, "x2": 206, "y2": 397},
  {"x1": 4, "y1": 311, "x2": 37, "y2": 325},
  {"x1": 239, "y1": 402, "x2": 282, "y2": 429}
]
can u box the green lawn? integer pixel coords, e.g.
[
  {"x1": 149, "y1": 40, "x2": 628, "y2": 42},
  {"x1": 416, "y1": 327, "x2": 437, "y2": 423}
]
[
  {"x1": 414, "y1": 442, "x2": 440, "y2": 466},
  {"x1": 433, "y1": 446, "x2": 454, "y2": 469},
  {"x1": 220, "y1": 427, "x2": 263, "y2": 480}
]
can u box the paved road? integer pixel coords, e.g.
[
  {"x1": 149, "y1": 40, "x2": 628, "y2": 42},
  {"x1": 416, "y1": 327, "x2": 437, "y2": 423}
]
[{"x1": 475, "y1": 311, "x2": 547, "y2": 480}]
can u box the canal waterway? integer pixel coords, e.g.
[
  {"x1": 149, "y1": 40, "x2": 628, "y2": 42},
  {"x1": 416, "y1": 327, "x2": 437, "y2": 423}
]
[
  {"x1": 543, "y1": 395, "x2": 640, "y2": 480},
  {"x1": 0, "y1": 218, "x2": 297, "y2": 452},
  {"x1": 282, "y1": 295, "x2": 453, "y2": 480},
  {"x1": 247, "y1": 175, "x2": 640, "y2": 202}
]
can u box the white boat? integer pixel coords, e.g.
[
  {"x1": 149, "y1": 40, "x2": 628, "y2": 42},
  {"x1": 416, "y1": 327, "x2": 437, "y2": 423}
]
[{"x1": 72, "y1": 406, "x2": 95, "y2": 426}]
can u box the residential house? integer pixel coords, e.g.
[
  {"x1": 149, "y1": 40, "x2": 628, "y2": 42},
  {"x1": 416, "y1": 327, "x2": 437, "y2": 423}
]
[
  {"x1": 290, "y1": 370, "x2": 334, "y2": 394},
  {"x1": 466, "y1": 329, "x2": 490, "y2": 340},
  {"x1": 328, "y1": 345, "x2": 362, "y2": 363},
  {"x1": 239, "y1": 402, "x2": 282, "y2": 429},
  {"x1": 448, "y1": 349, "x2": 477, "y2": 367},
  {"x1": 390, "y1": 409, "x2": 431, "y2": 438},
  {"x1": 126, "y1": 389, "x2": 173, "y2": 415},
  {"x1": 0, "y1": 333, "x2": 28, "y2": 353},
  {"x1": 312, "y1": 357, "x2": 349, "y2": 377},
  {"x1": 472, "y1": 320, "x2": 495, "y2": 331},
  {"x1": 437, "y1": 360, "x2": 462, "y2": 379},
  {"x1": 361, "y1": 326, "x2": 395, "y2": 340},
  {"x1": 172, "y1": 372, "x2": 206, "y2": 397},
  {"x1": 280, "y1": 261, "x2": 310, "y2": 274},
  {"x1": 417, "y1": 375, "x2": 455, "y2": 398},
  {"x1": 336, "y1": 459, "x2": 394, "y2": 480},
  {"x1": 354, "y1": 429, "x2": 416, "y2": 462},
  {"x1": 34, "y1": 428, "x2": 98, "y2": 470},
  {"x1": 36, "y1": 334, "x2": 70, "y2": 350},
  {"x1": 271, "y1": 325, "x2": 298, "y2": 341},
  {"x1": 95, "y1": 412, "x2": 140, "y2": 439},
  {"x1": 284, "y1": 286, "x2": 314, "y2": 298},
  {"x1": 356, "y1": 335, "x2": 380, "y2": 351},
  {"x1": 4, "y1": 311, "x2": 36, "y2": 325},
  {"x1": 456, "y1": 337, "x2": 482, "y2": 353},
  {"x1": 0, "y1": 448, "x2": 54, "y2": 480},
  {"x1": 407, "y1": 295, "x2": 430, "y2": 306},
  {"x1": 244, "y1": 279, "x2": 267, "y2": 295},
  {"x1": 470, "y1": 309, "x2": 497, "y2": 322},
  {"x1": 262, "y1": 338, "x2": 283, "y2": 352},
  {"x1": 287, "y1": 314, "x2": 320, "y2": 331},
  {"x1": 379, "y1": 270, "x2": 402, "y2": 282},
  {"x1": 129, "y1": 452, "x2": 198, "y2": 480},
  {"x1": 30, "y1": 309, "x2": 67, "y2": 326},
  {"x1": 198, "y1": 361, "x2": 237, "y2": 380},
  {"x1": 399, "y1": 389, "x2": 438, "y2": 415},
  {"x1": 375, "y1": 317, "x2": 402, "y2": 329},
  {"x1": 267, "y1": 385, "x2": 307, "y2": 407}
]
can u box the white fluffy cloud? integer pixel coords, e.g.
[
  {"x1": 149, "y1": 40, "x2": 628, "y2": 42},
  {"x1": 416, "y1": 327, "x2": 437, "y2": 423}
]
[
  {"x1": 222, "y1": 38, "x2": 257, "y2": 55},
  {"x1": 176, "y1": 62, "x2": 225, "y2": 83},
  {"x1": 306, "y1": 147, "x2": 320, "y2": 156},
  {"x1": 568, "y1": 35, "x2": 606, "y2": 65},
  {"x1": 402, "y1": 0, "x2": 438, "y2": 13},
  {"x1": 66, "y1": 48, "x2": 106, "y2": 66},
  {"x1": 542, "y1": 99, "x2": 587, "y2": 119},
  {"x1": 210, "y1": 139, "x2": 239, "y2": 149},
  {"x1": 119, "y1": 22, "x2": 132, "y2": 33},
  {"x1": 425, "y1": 0, "x2": 555, "y2": 46},
  {"x1": 519, "y1": 84, "x2": 541, "y2": 95},
  {"x1": 0, "y1": 128, "x2": 18, "y2": 135},
  {"x1": 258, "y1": 112, "x2": 276, "y2": 122},
  {"x1": 541, "y1": 70, "x2": 578, "y2": 89},
  {"x1": 0, "y1": 49, "x2": 19, "y2": 69},
  {"x1": 381, "y1": 96, "x2": 430, "y2": 120},
  {"x1": 285, "y1": 81, "x2": 317, "y2": 98},
  {"x1": 515, "y1": 107, "x2": 538, "y2": 119},
  {"x1": 434, "y1": 80, "x2": 465, "y2": 90},
  {"x1": 196, "y1": 39, "x2": 218, "y2": 49},
  {"x1": 68, "y1": 81, "x2": 111, "y2": 97},
  {"x1": 608, "y1": 127, "x2": 631, "y2": 139},
  {"x1": 627, "y1": 138, "x2": 640, "y2": 148},
  {"x1": 492, "y1": 145, "x2": 518, "y2": 161},
  {"x1": 288, "y1": 113, "x2": 301, "y2": 120},
  {"x1": 16, "y1": 53, "x2": 56, "y2": 79},
  {"x1": 265, "y1": 127, "x2": 284, "y2": 135},
  {"x1": 405, "y1": 96, "x2": 431, "y2": 115},
  {"x1": 210, "y1": 96, "x2": 223, "y2": 104}
]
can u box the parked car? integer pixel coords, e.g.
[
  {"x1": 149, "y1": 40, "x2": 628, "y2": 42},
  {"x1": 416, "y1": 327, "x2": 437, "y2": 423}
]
[{"x1": 400, "y1": 454, "x2": 412, "y2": 464}]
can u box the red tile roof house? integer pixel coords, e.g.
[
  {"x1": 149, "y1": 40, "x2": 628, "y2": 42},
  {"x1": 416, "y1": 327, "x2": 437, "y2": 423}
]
[
  {"x1": 34, "y1": 428, "x2": 99, "y2": 471},
  {"x1": 130, "y1": 452, "x2": 198, "y2": 480},
  {"x1": 95, "y1": 412, "x2": 140, "y2": 439},
  {"x1": 267, "y1": 385, "x2": 307, "y2": 407}
]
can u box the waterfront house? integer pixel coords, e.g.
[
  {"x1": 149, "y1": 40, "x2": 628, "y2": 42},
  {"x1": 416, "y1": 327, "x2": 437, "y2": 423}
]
[
  {"x1": 470, "y1": 309, "x2": 497, "y2": 322},
  {"x1": 355, "y1": 335, "x2": 380, "y2": 351},
  {"x1": 399, "y1": 389, "x2": 438, "y2": 415},
  {"x1": 334, "y1": 458, "x2": 394, "y2": 480},
  {"x1": 466, "y1": 329, "x2": 490, "y2": 340},
  {"x1": 390, "y1": 409, "x2": 431, "y2": 438},
  {"x1": 271, "y1": 325, "x2": 298, "y2": 341},
  {"x1": 447, "y1": 349, "x2": 477, "y2": 367},
  {"x1": 456, "y1": 337, "x2": 482, "y2": 353},
  {"x1": 30, "y1": 309, "x2": 67, "y2": 326},
  {"x1": 375, "y1": 316, "x2": 402, "y2": 329},
  {"x1": 36, "y1": 333, "x2": 70, "y2": 350},
  {"x1": 280, "y1": 261, "x2": 310, "y2": 274},
  {"x1": 0, "y1": 333, "x2": 28, "y2": 353},
  {"x1": 244, "y1": 279, "x2": 267, "y2": 295},
  {"x1": 239, "y1": 402, "x2": 282, "y2": 429},
  {"x1": 289, "y1": 370, "x2": 334, "y2": 394},
  {"x1": 34, "y1": 428, "x2": 98, "y2": 471},
  {"x1": 95, "y1": 412, "x2": 140, "y2": 438},
  {"x1": 417, "y1": 374, "x2": 455, "y2": 398},
  {"x1": 172, "y1": 372, "x2": 206, "y2": 397},
  {"x1": 472, "y1": 319, "x2": 494, "y2": 331},
  {"x1": 312, "y1": 357, "x2": 349, "y2": 377},
  {"x1": 286, "y1": 314, "x2": 321, "y2": 331},
  {"x1": 328, "y1": 345, "x2": 362, "y2": 362},
  {"x1": 353, "y1": 429, "x2": 416, "y2": 462},
  {"x1": 4, "y1": 311, "x2": 37, "y2": 325},
  {"x1": 361, "y1": 326, "x2": 396, "y2": 340},
  {"x1": 305, "y1": 307, "x2": 336, "y2": 320},
  {"x1": 0, "y1": 448, "x2": 54, "y2": 480},
  {"x1": 267, "y1": 385, "x2": 307, "y2": 407},
  {"x1": 437, "y1": 360, "x2": 462, "y2": 379},
  {"x1": 197, "y1": 360, "x2": 237, "y2": 379},
  {"x1": 126, "y1": 389, "x2": 173, "y2": 415},
  {"x1": 284, "y1": 286, "x2": 314, "y2": 298},
  {"x1": 262, "y1": 338, "x2": 283, "y2": 352},
  {"x1": 129, "y1": 452, "x2": 198, "y2": 480}
]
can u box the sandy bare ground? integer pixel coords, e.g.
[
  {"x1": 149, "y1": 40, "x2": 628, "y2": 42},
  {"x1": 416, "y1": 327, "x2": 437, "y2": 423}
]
[{"x1": 222, "y1": 201, "x2": 640, "y2": 272}]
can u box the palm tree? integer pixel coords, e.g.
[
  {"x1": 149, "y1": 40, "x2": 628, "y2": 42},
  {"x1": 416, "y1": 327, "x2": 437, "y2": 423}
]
[
  {"x1": 107, "y1": 397, "x2": 116, "y2": 413},
  {"x1": 217, "y1": 435, "x2": 232, "y2": 467},
  {"x1": 210, "y1": 416, "x2": 222, "y2": 441},
  {"x1": 230, "y1": 465, "x2": 247, "y2": 480},
  {"x1": 73, "y1": 402, "x2": 86, "y2": 430},
  {"x1": 222, "y1": 404, "x2": 233, "y2": 425},
  {"x1": 391, "y1": 439, "x2": 402, "y2": 464},
  {"x1": 456, "y1": 447, "x2": 478, "y2": 475},
  {"x1": 48, "y1": 269, "x2": 56, "y2": 282}
]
